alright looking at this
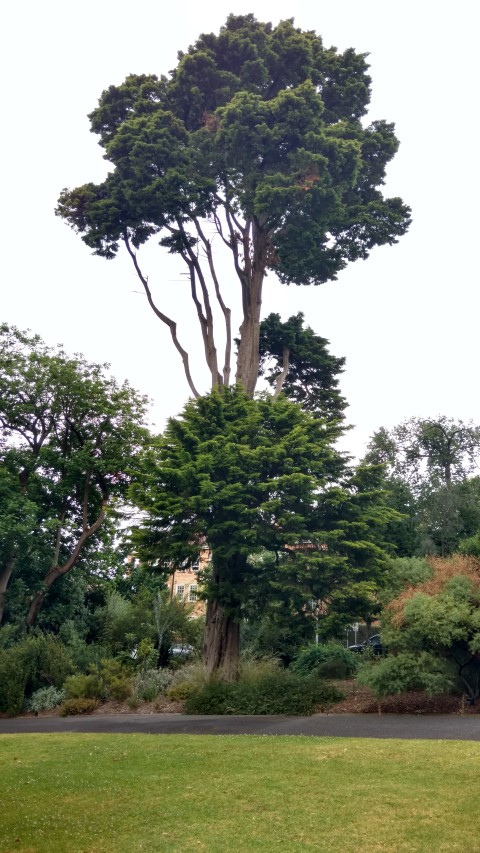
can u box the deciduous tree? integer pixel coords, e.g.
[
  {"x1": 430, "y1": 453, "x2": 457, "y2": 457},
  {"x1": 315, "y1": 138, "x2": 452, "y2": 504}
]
[
  {"x1": 365, "y1": 418, "x2": 480, "y2": 556},
  {"x1": 0, "y1": 325, "x2": 149, "y2": 627}
]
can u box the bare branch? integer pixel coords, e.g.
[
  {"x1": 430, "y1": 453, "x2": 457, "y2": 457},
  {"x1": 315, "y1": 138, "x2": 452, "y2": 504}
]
[
  {"x1": 186, "y1": 260, "x2": 217, "y2": 389},
  {"x1": 273, "y1": 346, "x2": 290, "y2": 398},
  {"x1": 193, "y1": 217, "x2": 232, "y2": 386},
  {"x1": 123, "y1": 234, "x2": 200, "y2": 399},
  {"x1": 212, "y1": 210, "x2": 232, "y2": 249},
  {"x1": 176, "y1": 219, "x2": 221, "y2": 387},
  {"x1": 224, "y1": 205, "x2": 249, "y2": 316}
]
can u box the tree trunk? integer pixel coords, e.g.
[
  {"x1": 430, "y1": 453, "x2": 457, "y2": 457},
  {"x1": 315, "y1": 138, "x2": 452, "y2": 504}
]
[
  {"x1": 203, "y1": 599, "x2": 240, "y2": 681},
  {"x1": 235, "y1": 228, "x2": 268, "y2": 395},
  {"x1": 25, "y1": 588, "x2": 48, "y2": 629},
  {"x1": 236, "y1": 288, "x2": 262, "y2": 394},
  {"x1": 0, "y1": 558, "x2": 15, "y2": 625}
]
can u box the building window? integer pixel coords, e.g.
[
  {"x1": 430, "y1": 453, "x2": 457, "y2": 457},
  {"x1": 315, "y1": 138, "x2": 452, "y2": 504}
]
[
  {"x1": 189, "y1": 584, "x2": 198, "y2": 602},
  {"x1": 175, "y1": 585, "x2": 185, "y2": 600}
]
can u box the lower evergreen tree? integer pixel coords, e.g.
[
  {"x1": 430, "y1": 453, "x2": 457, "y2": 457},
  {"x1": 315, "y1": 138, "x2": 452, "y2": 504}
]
[{"x1": 132, "y1": 386, "x2": 396, "y2": 678}]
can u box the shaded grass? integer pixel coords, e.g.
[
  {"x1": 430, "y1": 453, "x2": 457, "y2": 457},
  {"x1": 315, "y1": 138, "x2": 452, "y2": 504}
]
[{"x1": 1, "y1": 734, "x2": 480, "y2": 852}]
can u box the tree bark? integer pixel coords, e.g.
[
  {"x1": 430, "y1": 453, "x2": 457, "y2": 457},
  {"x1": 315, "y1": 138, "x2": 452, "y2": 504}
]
[
  {"x1": 235, "y1": 228, "x2": 268, "y2": 394},
  {"x1": 0, "y1": 557, "x2": 15, "y2": 625},
  {"x1": 203, "y1": 598, "x2": 240, "y2": 681},
  {"x1": 202, "y1": 550, "x2": 244, "y2": 680}
]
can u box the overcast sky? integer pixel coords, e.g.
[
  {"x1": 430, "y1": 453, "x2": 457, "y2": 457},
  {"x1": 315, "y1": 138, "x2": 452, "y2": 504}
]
[{"x1": 2, "y1": 1, "x2": 477, "y2": 457}]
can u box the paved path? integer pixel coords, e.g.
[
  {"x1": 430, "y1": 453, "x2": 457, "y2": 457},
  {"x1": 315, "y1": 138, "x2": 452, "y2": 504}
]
[{"x1": 1, "y1": 713, "x2": 479, "y2": 740}]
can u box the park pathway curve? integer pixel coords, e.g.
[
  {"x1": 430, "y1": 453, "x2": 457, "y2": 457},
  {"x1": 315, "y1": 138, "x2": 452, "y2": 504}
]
[{"x1": 1, "y1": 712, "x2": 479, "y2": 740}]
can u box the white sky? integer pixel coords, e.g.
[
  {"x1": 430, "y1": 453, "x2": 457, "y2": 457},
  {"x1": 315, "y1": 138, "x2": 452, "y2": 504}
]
[{"x1": 2, "y1": 1, "x2": 478, "y2": 457}]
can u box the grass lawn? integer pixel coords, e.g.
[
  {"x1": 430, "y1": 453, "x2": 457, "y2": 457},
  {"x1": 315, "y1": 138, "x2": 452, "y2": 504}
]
[{"x1": 1, "y1": 734, "x2": 480, "y2": 852}]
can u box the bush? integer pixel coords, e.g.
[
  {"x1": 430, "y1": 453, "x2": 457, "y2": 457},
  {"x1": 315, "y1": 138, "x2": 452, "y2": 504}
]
[
  {"x1": 184, "y1": 672, "x2": 344, "y2": 715},
  {"x1": 0, "y1": 634, "x2": 73, "y2": 717},
  {"x1": 27, "y1": 687, "x2": 66, "y2": 713},
  {"x1": 291, "y1": 643, "x2": 359, "y2": 679},
  {"x1": 64, "y1": 659, "x2": 134, "y2": 703},
  {"x1": 59, "y1": 698, "x2": 99, "y2": 716},
  {"x1": 64, "y1": 673, "x2": 105, "y2": 700},
  {"x1": 357, "y1": 652, "x2": 453, "y2": 699},
  {"x1": 166, "y1": 681, "x2": 197, "y2": 701},
  {"x1": 107, "y1": 676, "x2": 132, "y2": 701},
  {"x1": 94, "y1": 658, "x2": 133, "y2": 700},
  {"x1": 133, "y1": 668, "x2": 173, "y2": 702}
]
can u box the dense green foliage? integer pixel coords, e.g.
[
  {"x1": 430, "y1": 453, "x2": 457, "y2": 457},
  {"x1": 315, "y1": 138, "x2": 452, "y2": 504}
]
[
  {"x1": 184, "y1": 671, "x2": 343, "y2": 715},
  {"x1": 58, "y1": 15, "x2": 410, "y2": 278},
  {"x1": 132, "y1": 386, "x2": 396, "y2": 674},
  {"x1": 291, "y1": 642, "x2": 359, "y2": 679},
  {"x1": 357, "y1": 651, "x2": 452, "y2": 699},
  {"x1": 0, "y1": 634, "x2": 73, "y2": 716}
]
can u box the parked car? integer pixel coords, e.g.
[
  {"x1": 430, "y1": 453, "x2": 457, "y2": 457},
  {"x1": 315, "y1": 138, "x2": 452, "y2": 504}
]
[
  {"x1": 348, "y1": 634, "x2": 384, "y2": 655},
  {"x1": 169, "y1": 644, "x2": 195, "y2": 657}
]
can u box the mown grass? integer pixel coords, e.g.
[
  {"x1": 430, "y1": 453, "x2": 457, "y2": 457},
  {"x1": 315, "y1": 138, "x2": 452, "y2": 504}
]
[{"x1": 1, "y1": 734, "x2": 480, "y2": 852}]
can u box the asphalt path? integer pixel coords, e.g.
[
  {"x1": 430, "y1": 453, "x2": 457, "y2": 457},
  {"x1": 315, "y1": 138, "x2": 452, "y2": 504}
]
[{"x1": 1, "y1": 713, "x2": 479, "y2": 740}]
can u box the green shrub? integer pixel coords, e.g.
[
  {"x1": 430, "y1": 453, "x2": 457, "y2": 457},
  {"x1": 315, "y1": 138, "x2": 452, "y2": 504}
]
[
  {"x1": 0, "y1": 634, "x2": 73, "y2": 717},
  {"x1": 97, "y1": 659, "x2": 133, "y2": 700},
  {"x1": 184, "y1": 672, "x2": 344, "y2": 715},
  {"x1": 133, "y1": 668, "x2": 173, "y2": 702},
  {"x1": 357, "y1": 652, "x2": 453, "y2": 699},
  {"x1": 291, "y1": 643, "x2": 359, "y2": 679},
  {"x1": 107, "y1": 676, "x2": 132, "y2": 701},
  {"x1": 59, "y1": 698, "x2": 99, "y2": 716},
  {"x1": 184, "y1": 681, "x2": 234, "y2": 714},
  {"x1": 64, "y1": 673, "x2": 105, "y2": 700},
  {"x1": 29, "y1": 634, "x2": 73, "y2": 691},
  {"x1": 0, "y1": 646, "x2": 30, "y2": 716},
  {"x1": 166, "y1": 681, "x2": 197, "y2": 701},
  {"x1": 135, "y1": 639, "x2": 158, "y2": 670},
  {"x1": 27, "y1": 687, "x2": 66, "y2": 713}
]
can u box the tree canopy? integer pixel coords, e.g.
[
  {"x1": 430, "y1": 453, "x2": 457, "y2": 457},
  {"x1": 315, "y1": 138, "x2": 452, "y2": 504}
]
[
  {"x1": 0, "y1": 325, "x2": 149, "y2": 627},
  {"x1": 57, "y1": 13, "x2": 410, "y2": 397}
]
